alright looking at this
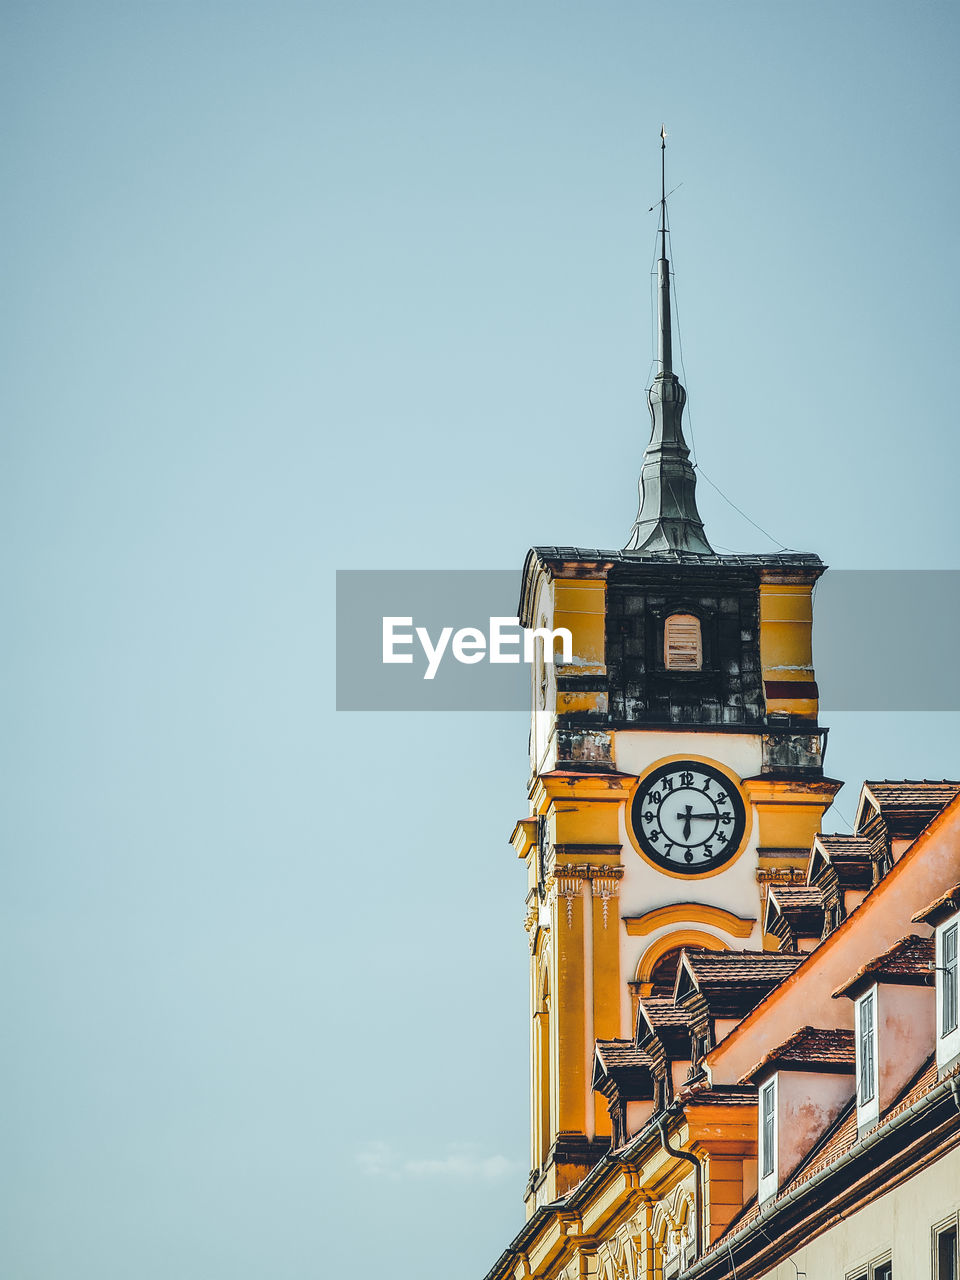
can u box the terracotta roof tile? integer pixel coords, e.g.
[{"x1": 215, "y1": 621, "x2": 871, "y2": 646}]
[
  {"x1": 680, "y1": 948, "x2": 805, "y2": 986},
  {"x1": 636, "y1": 997, "x2": 691, "y2": 1030},
  {"x1": 679, "y1": 1083, "x2": 758, "y2": 1106},
  {"x1": 912, "y1": 884, "x2": 960, "y2": 926},
  {"x1": 788, "y1": 1055, "x2": 940, "y2": 1190},
  {"x1": 863, "y1": 780, "x2": 960, "y2": 810},
  {"x1": 594, "y1": 1040, "x2": 653, "y2": 1073},
  {"x1": 832, "y1": 934, "x2": 935, "y2": 999},
  {"x1": 742, "y1": 1027, "x2": 855, "y2": 1082},
  {"x1": 814, "y1": 834, "x2": 877, "y2": 858},
  {"x1": 768, "y1": 887, "x2": 825, "y2": 909}
]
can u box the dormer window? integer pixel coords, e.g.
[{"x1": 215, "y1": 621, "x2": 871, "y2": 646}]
[
  {"x1": 760, "y1": 1079, "x2": 775, "y2": 1179},
  {"x1": 936, "y1": 913, "x2": 960, "y2": 1068},
  {"x1": 942, "y1": 922, "x2": 958, "y2": 1037},
  {"x1": 856, "y1": 988, "x2": 878, "y2": 1124},
  {"x1": 664, "y1": 614, "x2": 702, "y2": 671}
]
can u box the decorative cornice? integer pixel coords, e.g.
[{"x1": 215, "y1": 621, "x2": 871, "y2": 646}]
[
  {"x1": 511, "y1": 817, "x2": 538, "y2": 859},
  {"x1": 547, "y1": 864, "x2": 625, "y2": 926}
]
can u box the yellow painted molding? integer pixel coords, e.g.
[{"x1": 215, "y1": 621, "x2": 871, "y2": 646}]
[
  {"x1": 623, "y1": 903, "x2": 756, "y2": 940},
  {"x1": 511, "y1": 817, "x2": 538, "y2": 859},
  {"x1": 530, "y1": 772, "x2": 631, "y2": 807},
  {"x1": 743, "y1": 776, "x2": 842, "y2": 852}
]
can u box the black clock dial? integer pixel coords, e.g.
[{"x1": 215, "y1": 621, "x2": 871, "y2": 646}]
[{"x1": 630, "y1": 761, "x2": 747, "y2": 873}]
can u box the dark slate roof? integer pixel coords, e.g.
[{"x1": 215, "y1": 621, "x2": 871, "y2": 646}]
[
  {"x1": 832, "y1": 935, "x2": 935, "y2": 999},
  {"x1": 529, "y1": 546, "x2": 823, "y2": 568},
  {"x1": 742, "y1": 1027, "x2": 856, "y2": 1082},
  {"x1": 912, "y1": 885, "x2": 960, "y2": 926}
]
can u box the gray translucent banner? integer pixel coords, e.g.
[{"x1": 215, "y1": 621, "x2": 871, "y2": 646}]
[{"x1": 335, "y1": 570, "x2": 960, "y2": 712}]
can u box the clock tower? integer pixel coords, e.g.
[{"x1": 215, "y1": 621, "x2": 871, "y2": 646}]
[{"x1": 510, "y1": 137, "x2": 841, "y2": 1215}]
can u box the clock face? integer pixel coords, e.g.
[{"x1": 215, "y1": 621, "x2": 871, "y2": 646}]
[{"x1": 630, "y1": 761, "x2": 747, "y2": 874}]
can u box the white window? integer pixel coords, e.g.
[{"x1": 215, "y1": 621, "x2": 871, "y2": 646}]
[
  {"x1": 664, "y1": 614, "x2": 702, "y2": 671},
  {"x1": 848, "y1": 1262, "x2": 892, "y2": 1280},
  {"x1": 855, "y1": 989, "x2": 878, "y2": 1125},
  {"x1": 942, "y1": 923, "x2": 958, "y2": 1036},
  {"x1": 760, "y1": 1080, "x2": 775, "y2": 1177},
  {"x1": 757, "y1": 1075, "x2": 778, "y2": 1202},
  {"x1": 937, "y1": 916, "x2": 960, "y2": 1069}
]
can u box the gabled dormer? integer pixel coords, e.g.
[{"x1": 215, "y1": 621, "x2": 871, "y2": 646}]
[
  {"x1": 635, "y1": 995, "x2": 694, "y2": 1104},
  {"x1": 742, "y1": 1026, "x2": 856, "y2": 1203},
  {"x1": 855, "y1": 780, "x2": 960, "y2": 868},
  {"x1": 763, "y1": 884, "x2": 826, "y2": 952},
  {"x1": 832, "y1": 934, "x2": 936, "y2": 1131},
  {"x1": 592, "y1": 1040, "x2": 656, "y2": 1148},
  {"x1": 912, "y1": 884, "x2": 960, "y2": 1073},
  {"x1": 673, "y1": 948, "x2": 806, "y2": 1049},
  {"x1": 807, "y1": 832, "x2": 876, "y2": 918}
]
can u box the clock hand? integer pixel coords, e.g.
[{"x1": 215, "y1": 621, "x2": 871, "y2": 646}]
[
  {"x1": 676, "y1": 806, "x2": 716, "y2": 841},
  {"x1": 679, "y1": 804, "x2": 693, "y2": 840}
]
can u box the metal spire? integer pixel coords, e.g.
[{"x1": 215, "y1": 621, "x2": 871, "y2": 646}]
[{"x1": 624, "y1": 127, "x2": 713, "y2": 556}]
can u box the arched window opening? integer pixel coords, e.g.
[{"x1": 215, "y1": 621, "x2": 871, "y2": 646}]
[
  {"x1": 650, "y1": 947, "x2": 684, "y2": 997},
  {"x1": 664, "y1": 614, "x2": 702, "y2": 671}
]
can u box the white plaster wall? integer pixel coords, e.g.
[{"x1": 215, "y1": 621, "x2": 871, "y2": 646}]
[{"x1": 759, "y1": 1146, "x2": 960, "y2": 1280}]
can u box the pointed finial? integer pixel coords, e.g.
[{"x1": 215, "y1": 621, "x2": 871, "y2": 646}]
[
  {"x1": 660, "y1": 125, "x2": 668, "y2": 262},
  {"x1": 624, "y1": 131, "x2": 713, "y2": 556}
]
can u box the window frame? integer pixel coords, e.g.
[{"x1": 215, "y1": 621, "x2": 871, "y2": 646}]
[
  {"x1": 933, "y1": 1212, "x2": 959, "y2": 1280},
  {"x1": 757, "y1": 1074, "x2": 778, "y2": 1202},
  {"x1": 936, "y1": 913, "x2": 960, "y2": 1069},
  {"x1": 941, "y1": 922, "x2": 958, "y2": 1036},
  {"x1": 847, "y1": 1256, "x2": 893, "y2": 1280},
  {"x1": 663, "y1": 612, "x2": 703, "y2": 672},
  {"x1": 855, "y1": 986, "x2": 879, "y2": 1127}
]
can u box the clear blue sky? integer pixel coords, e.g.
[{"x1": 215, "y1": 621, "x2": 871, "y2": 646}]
[{"x1": 2, "y1": 3, "x2": 958, "y2": 1277}]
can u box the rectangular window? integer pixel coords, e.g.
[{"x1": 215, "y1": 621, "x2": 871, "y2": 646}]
[
  {"x1": 858, "y1": 991, "x2": 876, "y2": 1106},
  {"x1": 664, "y1": 614, "x2": 702, "y2": 671},
  {"x1": 935, "y1": 1220, "x2": 958, "y2": 1280},
  {"x1": 873, "y1": 1263, "x2": 892, "y2": 1280},
  {"x1": 760, "y1": 1079, "x2": 775, "y2": 1178},
  {"x1": 943, "y1": 924, "x2": 959, "y2": 1037}
]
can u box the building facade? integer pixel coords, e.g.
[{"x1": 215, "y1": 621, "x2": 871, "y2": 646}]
[{"x1": 484, "y1": 152, "x2": 960, "y2": 1280}]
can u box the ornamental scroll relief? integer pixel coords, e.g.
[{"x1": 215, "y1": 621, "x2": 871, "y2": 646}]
[{"x1": 548, "y1": 864, "x2": 626, "y2": 928}]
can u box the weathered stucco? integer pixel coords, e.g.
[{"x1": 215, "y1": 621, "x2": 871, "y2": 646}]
[{"x1": 759, "y1": 1145, "x2": 960, "y2": 1280}]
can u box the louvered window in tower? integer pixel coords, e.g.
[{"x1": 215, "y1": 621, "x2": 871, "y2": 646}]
[{"x1": 664, "y1": 614, "x2": 702, "y2": 671}]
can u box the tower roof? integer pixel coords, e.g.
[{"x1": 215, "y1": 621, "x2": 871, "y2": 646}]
[{"x1": 624, "y1": 129, "x2": 711, "y2": 555}]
